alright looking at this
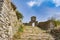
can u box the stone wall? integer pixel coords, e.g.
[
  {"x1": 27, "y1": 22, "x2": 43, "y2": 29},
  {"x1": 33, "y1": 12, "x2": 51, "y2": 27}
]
[
  {"x1": 0, "y1": 0, "x2": 20, "y2": 40},
  {"x1": 37, "y1": 20, "x2": 56, "y2": 30}
]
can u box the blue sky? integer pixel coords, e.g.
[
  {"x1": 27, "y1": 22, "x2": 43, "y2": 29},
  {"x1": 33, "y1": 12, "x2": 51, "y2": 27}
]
[{"x1": 12, "y1": 0, "x2": 60, "y2": 23}]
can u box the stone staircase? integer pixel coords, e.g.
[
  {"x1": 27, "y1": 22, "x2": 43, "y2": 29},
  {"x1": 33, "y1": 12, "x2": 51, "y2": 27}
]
[{"x1": 14, "y1": 26, "x2": 55, "y2": 40}]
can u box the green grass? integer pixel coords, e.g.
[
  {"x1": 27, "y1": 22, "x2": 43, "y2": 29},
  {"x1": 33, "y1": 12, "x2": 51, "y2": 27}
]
[
  {"x1": 18, "y1": 25, "x2": 23, "y2": 32},
  {"x1": 55, "y1": 20, "x2": 60, "y2": 25}
]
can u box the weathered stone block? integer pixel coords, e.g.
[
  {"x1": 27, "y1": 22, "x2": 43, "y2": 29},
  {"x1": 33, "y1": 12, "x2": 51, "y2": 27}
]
[
  {"x1": 0, "y1": 8, "x2": 2, "y2": 11},
  {"x1": 0, "y1": 0, "x2": 4, "y2": 2}
]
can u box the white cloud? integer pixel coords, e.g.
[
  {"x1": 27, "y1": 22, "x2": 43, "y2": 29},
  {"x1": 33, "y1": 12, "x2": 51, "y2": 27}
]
[
  {"x1": 27, "y1": 0, "x2": 44, "y2": 7},
  {"x1": 27, "y1": 0, "x2": 60, "y2": 7},
  {"x1": 27, "y1": 1, "x2": 36, "y2": 7},
  {"x1": 53, "y1": 0, "x2": 60, "y2": 7}
]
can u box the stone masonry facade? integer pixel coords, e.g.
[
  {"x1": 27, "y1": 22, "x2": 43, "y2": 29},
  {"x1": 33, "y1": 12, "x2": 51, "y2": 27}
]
[{"x1": 0, "y1": 0, "x2": 20, "y2": 40}]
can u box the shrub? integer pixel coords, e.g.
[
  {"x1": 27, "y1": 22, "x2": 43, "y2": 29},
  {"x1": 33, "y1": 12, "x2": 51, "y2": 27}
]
[
  {"x1": 16, "y1": 11, "x2": 23, "y2": 20},
  {"x1": 18, "y1": 25, "x2": 23, "y2": 32}
]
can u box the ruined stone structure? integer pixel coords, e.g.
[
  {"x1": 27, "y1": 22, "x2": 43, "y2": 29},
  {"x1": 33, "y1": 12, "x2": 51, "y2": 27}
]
[
  {"x1": 37, "y1": 20, "x2": 56, "y2": 30},
  {"x1": 0, "y1": 0, "x2": 20, "y2": 40},
  {"x1": 29, "y1": 16, "x2": 38, "y2": 27},
  {"x1": 24, "y1": 16, "x2": 56, "y2": 30},
  {"x1": 23, "y1": 16, "x2": 38, "y2": 26}
]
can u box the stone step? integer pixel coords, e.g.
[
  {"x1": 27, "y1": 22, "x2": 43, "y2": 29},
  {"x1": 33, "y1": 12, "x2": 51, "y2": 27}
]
[
  {"x1": 25, "y1": 28, "x2": 41, "y2": 30},
  {"x1": 20, "y1": 35, "x2": 54, "y2": 40},
  {"x1": 17, "y1": 26, "x2": 55, "y2": 40},
  {"x1": 17, "y1": 38, "x2": 41, "y2": 40}
]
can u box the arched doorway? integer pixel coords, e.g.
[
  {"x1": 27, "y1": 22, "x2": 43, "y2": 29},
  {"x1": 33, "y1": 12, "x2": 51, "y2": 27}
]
[{"x1": 32, "y1": 23, "x2": 35, "y2": 27}]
